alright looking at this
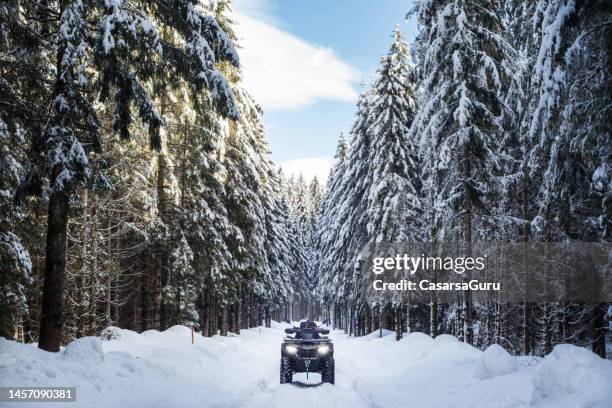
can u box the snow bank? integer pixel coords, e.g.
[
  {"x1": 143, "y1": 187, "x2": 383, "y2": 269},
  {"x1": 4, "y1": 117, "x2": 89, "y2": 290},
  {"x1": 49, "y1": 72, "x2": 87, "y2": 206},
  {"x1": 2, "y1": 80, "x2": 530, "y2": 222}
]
[
  {"x1": 99, "y1": 326, "x2": 122, "y2": 340},
  {"x1": 100, "y1": 326, "x2": 152, "y2": 344},
  {"x1": 161, "y1": 325, "x2": 193, "y2": 336},
  {"x1": 63, "y1": 337, "x2": 104, "y2": 363},
  {"x1": 433, "y1": 333, "x2": 459, "y2": 344},
  {"x1": 1, "y1": 324, "x2": 611, "y2": 408},
  {"x1": 362, "y1": 328, "x2": 395, "y2": 340},
  {"x1": 474, "y1": 344, "x2": 516, "y2": 379},
  {"x1": 531, "y1": 344, "x2": 612, "y2": 408},
  {"x1": 0, "y1": 336, "x2": 170, "y2": 408},
  {"x1": 271, "y1": 320, "x2": 294, "y2": 330}
]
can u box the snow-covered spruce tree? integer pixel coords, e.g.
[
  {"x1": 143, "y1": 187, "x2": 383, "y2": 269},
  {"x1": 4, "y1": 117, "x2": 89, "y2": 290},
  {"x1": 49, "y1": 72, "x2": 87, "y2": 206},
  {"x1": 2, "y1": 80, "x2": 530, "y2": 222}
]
[
  {"x1": 262, "y1": 167, "x2": 294, "y2": 324},
  {"x1": 279, "y1": 174, "x2": 312, "y2": 319},
  {"x1": 529, "y1": 0, "x2": 610, "y2": 243},
  {"x1": 555, "y1": 3, "x2": 610, "y2": 359},
  {"x1": 0, "y1": 0, "x2": 50, "y2": 341},
  {"x1": 292, "y1": 174, "x2": 316, "y2": 317},
  {"x1": 227, "y1": 84, "x2": 293, "y2": 329},
  {"x1": 8, "y1": 0, "x2": 239, "y2": 352},
  {"x1": 366, "y1": 26, "x2": 421, "y2": 244},
  {"x1": 496, "y1": 0, "x2": 541, "y2": 355},
  {"x1": 340, "y1": 87, "x2": 375, "y2": 323},
  {"x1": 526, "y1": 0, "x2": 611, "y2": 357},
  {"x1": 218, "y1": 106, "x2": 266, "y2": 333},
  {"x1": 363, "y1": 27, "x2": 421, "y2": 340},
  {"x1": 134, "y1": 0, "x2": 242, "y2": 335},
  {"x1": 306, "y1": 176, "x2": 324, "y2": 319},
  {"x1": 93, "y1": 118, "x2": 161, "y2": 334},
  {"x1": 411, "y1": 0, "x2": 515, "y2": 344},
  {"x1": 164, "y1": 105, "x2": 235, "y2": 334},
  {"x1": 318, "y1": 84, "x2": 376, "y2": 332},
  {"x1": 309, "y1": 177, "x2": 325, "y2": 215},
  {"x1": 165, "y1": 234, "x2": 197, "y2": 325},
  {"x1": 0, "y1": 115, "x2": 32, "y2": 339},
  {"x1": 293, "y1": 175, "x2": 312, "y2": 226},
  {"x1": 0, "y1": 230, "x2": 32, "y2": 339},
  {"x1": 0, "y1": 115, "x2": 33, "y2": 339},
  {"x1": 316, "y1": 132, "x2": 349, "y2": 324}
]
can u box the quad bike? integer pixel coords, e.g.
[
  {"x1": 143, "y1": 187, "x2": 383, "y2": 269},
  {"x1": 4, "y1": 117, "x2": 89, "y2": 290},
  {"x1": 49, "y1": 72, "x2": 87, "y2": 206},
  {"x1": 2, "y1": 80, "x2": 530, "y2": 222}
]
[{"x1": 280, "y1": 321, "x2": 334, "y2": 385}]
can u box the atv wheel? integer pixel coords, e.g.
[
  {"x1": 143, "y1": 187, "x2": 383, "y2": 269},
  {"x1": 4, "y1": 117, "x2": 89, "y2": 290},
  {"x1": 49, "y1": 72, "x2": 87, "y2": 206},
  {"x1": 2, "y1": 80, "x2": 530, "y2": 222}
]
[
  {"x1": 280, "y1": 356, "x2": 292, "y2": 384},
  {"x1": 321, "y1": 358, "x2": 335, "y2": 384}
]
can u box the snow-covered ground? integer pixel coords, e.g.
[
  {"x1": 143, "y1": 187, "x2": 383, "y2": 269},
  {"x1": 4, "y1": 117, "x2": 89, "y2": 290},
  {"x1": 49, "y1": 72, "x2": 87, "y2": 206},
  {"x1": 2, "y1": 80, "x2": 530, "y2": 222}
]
[{"x1": 1, "y1": 322, "x2": 611, "y2": 408}]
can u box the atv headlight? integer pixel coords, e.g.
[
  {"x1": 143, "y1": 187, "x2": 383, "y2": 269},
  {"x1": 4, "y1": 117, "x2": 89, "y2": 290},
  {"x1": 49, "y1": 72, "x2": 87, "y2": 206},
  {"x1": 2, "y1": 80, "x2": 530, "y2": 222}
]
[
  {"x1": 285, "y1": 345, "x2": 298, "y2": 354},
  {"x1": 318, "y1": 345, "x2": 330, "y2": 355}
]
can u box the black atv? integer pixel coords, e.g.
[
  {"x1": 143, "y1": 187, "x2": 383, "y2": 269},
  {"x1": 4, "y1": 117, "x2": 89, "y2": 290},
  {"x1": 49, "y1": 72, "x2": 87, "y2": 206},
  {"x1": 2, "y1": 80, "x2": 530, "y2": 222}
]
[{"x1": 280, "y1": 321, "x2": 335, "y2": 385}]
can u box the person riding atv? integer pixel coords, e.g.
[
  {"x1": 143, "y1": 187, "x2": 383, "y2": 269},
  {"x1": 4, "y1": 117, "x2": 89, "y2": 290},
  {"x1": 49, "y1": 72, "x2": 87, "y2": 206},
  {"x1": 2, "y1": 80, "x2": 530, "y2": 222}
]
[{"x1": 280, "y1": 321, "x2": 334, "y2": 384}]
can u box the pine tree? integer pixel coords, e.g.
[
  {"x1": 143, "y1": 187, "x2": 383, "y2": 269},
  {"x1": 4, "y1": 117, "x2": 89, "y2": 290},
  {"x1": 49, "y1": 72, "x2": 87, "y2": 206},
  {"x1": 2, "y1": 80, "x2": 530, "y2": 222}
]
[
  {"x1": 262, "y1": 168, "x2": 294, "y2": 311},
  {"x1": 222, "y1": 85, "x2": 268, "y2": 330},
  {"x1": 166, "y1": 234, "x2": 196, "y2": 324},
  {"x1": 411, "y1": 0, "x2": 515, "y2": 344},
  {"x1": 0, "y1": 115, "x2": 33, "y2": 338},
  {"x1": 0, "y1": 117, "x2": 32, "y2": 336},
  {"x1": 527, "y1": 0, "x2": 611, "y2": 357},
  {"x1": 366, "y1": 26, "x2": 421, "y2": 245},
  {"x1": 4, "y1": 0, "x2": 240, "y2": 351},
  {"x1": 318, "y1": 85, "x2": 375, "y2": 320},
  {"x1": 362, "y1": 27, "x2": 422, "y2": 339},
  {"x1": 316, "y1": 132, "x2": 349, "y2": 319},
  {"x1": 500, "y1": 0, "x2": 540, "y2": 355},
  {"x1": 0, "y1": 0, "x2": 48, "y2": 341}
]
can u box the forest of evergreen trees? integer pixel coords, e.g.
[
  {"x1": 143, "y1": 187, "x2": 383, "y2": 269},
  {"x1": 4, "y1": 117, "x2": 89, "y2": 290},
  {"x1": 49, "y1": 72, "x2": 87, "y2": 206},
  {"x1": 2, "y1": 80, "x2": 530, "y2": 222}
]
[
  {"x1": 317, "y1": 0, "x2": 610, "y2": 357},
  {"x1": 0, "y1": 0, "x2": 609, "y2": 358}
]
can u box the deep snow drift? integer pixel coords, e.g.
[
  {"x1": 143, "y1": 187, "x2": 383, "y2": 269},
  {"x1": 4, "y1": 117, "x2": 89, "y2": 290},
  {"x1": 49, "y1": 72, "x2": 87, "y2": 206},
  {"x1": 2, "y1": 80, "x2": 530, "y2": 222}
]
[{"x1": 1, "y1": 323, "x2": 611, "y2": 408}]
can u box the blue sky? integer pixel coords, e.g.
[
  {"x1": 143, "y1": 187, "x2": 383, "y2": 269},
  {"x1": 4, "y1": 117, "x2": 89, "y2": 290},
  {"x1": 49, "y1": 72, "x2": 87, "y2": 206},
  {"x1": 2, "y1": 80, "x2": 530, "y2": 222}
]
[{"x1": 232, "y1": 0, "x2": 419, "y2": 182}]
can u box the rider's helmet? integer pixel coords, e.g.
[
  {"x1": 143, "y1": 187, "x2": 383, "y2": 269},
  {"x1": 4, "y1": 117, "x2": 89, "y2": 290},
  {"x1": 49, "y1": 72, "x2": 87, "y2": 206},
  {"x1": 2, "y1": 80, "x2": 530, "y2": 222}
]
[{"x1": 299, "y1": 320, "x2": 318, "y2": 330}]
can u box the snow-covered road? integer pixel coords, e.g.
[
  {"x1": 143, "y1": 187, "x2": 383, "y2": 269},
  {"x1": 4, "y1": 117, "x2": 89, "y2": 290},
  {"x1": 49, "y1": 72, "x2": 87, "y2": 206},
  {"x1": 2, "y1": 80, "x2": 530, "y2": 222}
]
[{"x1": 1, "y1": 323, "x2": 611, "y2": 408}]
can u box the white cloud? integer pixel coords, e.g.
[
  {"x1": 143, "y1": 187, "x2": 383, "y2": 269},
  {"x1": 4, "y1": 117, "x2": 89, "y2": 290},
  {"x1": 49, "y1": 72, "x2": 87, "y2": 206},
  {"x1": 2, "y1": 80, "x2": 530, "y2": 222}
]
[
  {"x1": 232, "y1": 2, "x2": 359, "y2": 111},
  {"x1": 280, "y1": 156, "x2": 332, "y2": 184},
  {"x1": 231, "y1": 0, "x2": 280, "y2": 25}
]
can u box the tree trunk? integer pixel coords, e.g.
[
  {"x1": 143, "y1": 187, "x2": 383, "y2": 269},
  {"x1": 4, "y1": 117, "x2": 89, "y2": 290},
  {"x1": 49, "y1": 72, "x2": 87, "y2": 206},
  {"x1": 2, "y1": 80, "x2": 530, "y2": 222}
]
[
  {"x1": 256, "y1": 302, "x2": 263, "y2": 327},
  {"x1": 395, "y1": 306, "x2": 402, "y2": 341},
  {"x1": 219, "y1": 305, "x2": 228, "y2": 336},
  {"x1": 106, "y1": 210, "x2": 114, "y2": 327},
  {"x1": 88, "y1": 195, "x2": 98, "y2": 335},
  {"x1": 430, "y1": 294, "x2": 438, "y2": 338},
  {"x1": 140, "y1": 265, "x2": 148, "y2": 332},
  {"x1": 429, "y1": 149, "x2": 439, "y2": 338},
  {"x1": 202, "y1": 287, "x2": 211, "y2": 337},
  {"x1": 378, "y1": 306, "x2": 383, "y2": 338},
  {"x1": 522, "y1": 174, "x2": 532, "y2": 355},
  {"x1": 543, "y1": 302, "x2": 552, "y2": 354},
  {"x1": 241, "y1": 292, "x2": 249, "y2": 330},
  {"x1": 591, "y1": 303, "x2": 606, "y2": 358},
  {"x1": 405, "y1": 301, "x2": 411, "y2": 335},
  {"x1": 75, "y1": 189, "x2": 89, "y2": 338},
  {"x1": 38, "y1": 0, "x2": 70, "y2": 353},
  {"x1": 264, "y1": 305, "x2": 271, "y2": 328},
  {"x1": 461, "y1": 145, "x2": 474, "y2": 345},
  {"x1": 331, "y1": 303, "x2": 336, "y2": 330},
  {"x1": 38, "y1": 186, "x2": 70, "y2": 352},
  {"x1": 234, "y1": 302, "x2": 241, "y2": 334},
  {"x1": 346, "y1": 305, "x2": 353, "y2": 336},
  {"x1": 543, "y1": 208, "x2": 553, "y2": 355},
  {"x1": 132, "y1": 271, "x2": 140, "y2": 330},
  {"x1": 153, "y1": 151, "x2": 167, "y2": 331}
]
